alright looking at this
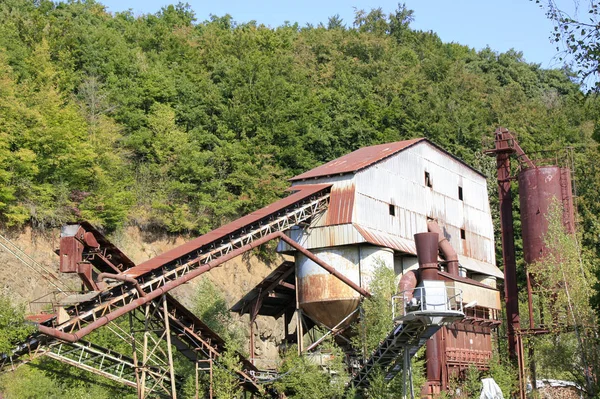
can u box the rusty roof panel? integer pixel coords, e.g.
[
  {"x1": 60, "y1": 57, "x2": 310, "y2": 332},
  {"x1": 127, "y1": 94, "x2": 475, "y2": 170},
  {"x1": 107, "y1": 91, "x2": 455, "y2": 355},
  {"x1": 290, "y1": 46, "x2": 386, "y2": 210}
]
[
  {"x1": 124, "y1": 184, "x2": 331, "y2": 279},
  {"x1": 290, "y1": 138, "x2": 425, "y2": 181},
  {"x1": 353, "y1": 224, "x2": 417, "y2": 255},
  {"x1": 325, "y1": 183, "x2": 355, "y2": 226}
]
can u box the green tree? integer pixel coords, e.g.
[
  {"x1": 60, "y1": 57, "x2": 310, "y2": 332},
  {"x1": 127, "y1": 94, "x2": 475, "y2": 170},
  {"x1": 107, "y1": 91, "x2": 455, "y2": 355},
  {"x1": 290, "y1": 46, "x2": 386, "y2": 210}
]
[
  {"x1": 527, "y1": 199, "x2": 600, "y2": 397},
  {"x1": 538, "y1": 0, "x2": 600, "y2": 91}
]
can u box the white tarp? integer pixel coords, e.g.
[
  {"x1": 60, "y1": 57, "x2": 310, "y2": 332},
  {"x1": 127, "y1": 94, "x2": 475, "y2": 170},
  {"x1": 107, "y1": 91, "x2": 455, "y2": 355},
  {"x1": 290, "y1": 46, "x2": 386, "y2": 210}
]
[{"x1": 480, "y1": 378, "x2": 504, "y2": 399}]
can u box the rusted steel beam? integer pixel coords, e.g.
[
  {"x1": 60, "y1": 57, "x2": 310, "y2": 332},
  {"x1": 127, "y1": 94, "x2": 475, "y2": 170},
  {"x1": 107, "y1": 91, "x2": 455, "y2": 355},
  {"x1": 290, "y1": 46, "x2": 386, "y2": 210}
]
[
  {"x1": 486, "y1": 128, "x2": 521, "y2": 359},
  {"x1": 97, "y1": 273, "x2": 146, "y2": 297},
  {"x1": 486, "y1": 127, "x2": 526, "y2": 399},
  {"x1": 38, "y1": 231, "x2": 370, "y2": 343}
]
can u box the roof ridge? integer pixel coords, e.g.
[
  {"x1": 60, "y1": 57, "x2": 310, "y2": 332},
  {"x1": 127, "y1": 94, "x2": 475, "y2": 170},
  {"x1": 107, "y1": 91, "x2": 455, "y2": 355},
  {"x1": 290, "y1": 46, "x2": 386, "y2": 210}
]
[{"x1": 290, "y1": 138, "x2": 425, "y2": 181}]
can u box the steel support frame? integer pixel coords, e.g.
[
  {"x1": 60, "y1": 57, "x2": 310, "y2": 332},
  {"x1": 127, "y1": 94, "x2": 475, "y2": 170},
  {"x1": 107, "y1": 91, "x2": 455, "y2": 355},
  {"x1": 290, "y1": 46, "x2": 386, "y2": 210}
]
[
  {"x1": 485, "y1": 128, "x2": 526, "y2": 399},
  {"x1": 43, "y1": 193, "x2": 330, "y2": 337},
  {"x1": 128, "y1": 299, "x2": 178, "y2": 399},
  {"x1": 45, "y1": 340, "x2": 139, "y2": 390},
  {"x1": 302, "y1": 308, "x2": 357, "y2": 353}
]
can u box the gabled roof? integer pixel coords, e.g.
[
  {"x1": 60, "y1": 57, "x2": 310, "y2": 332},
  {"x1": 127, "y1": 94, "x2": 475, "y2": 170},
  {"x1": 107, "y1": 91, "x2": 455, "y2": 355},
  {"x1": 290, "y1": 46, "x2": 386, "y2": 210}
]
[
  {"x1": 290, "y1": 138, "x2": 485, "y2": 181},
  {"x1": 290, "y1": 138, "x2": 424, "y2": 181}
]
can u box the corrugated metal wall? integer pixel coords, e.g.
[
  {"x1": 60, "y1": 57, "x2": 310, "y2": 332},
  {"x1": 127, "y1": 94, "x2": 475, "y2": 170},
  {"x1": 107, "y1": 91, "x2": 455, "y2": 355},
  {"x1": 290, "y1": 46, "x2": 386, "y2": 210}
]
[
  {"x1": 283, "y1": 141, "x2": 498, "y2": 278},
  {"x1": 354, "y1": 142, "x2": 496, "y2": 268}
]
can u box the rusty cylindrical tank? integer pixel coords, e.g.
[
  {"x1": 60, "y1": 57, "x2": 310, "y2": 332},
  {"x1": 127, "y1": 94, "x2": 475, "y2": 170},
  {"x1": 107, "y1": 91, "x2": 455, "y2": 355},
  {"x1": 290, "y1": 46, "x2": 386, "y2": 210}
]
[
  {"x1": 296, "y1": 245, "x2": 393, "y2": 328},
  {"x1": 415, "y1": 232, "x2": 443, "y2": 395},
  {"x1": 518, "y1": 166, "x2": 575, "y2": 265},
  {"x1": 414, "y1": 232, "x2": 439, "y2": 280}
]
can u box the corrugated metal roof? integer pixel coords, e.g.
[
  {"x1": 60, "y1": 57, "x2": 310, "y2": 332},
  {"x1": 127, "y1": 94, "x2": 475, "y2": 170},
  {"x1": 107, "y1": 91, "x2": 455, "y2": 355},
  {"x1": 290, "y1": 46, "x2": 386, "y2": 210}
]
[
  {"x1": 457, "y1": 254, "x2": 504, "y2": 279},
  {"x1": 230, "y1": 261, "x2": 295, "y2": 318},
  {"x1": 290, "y1": 138, "x2": 486, "y2": 181},
  {"x1": 125, "y1": 184, "x2": 331, "y2": 278},
  {"x1": 290, "y1": 138, "x2": 425, "y2": 181},
  {"x1": 353, "y1": 224, "x2": 417, "y2": 255}
]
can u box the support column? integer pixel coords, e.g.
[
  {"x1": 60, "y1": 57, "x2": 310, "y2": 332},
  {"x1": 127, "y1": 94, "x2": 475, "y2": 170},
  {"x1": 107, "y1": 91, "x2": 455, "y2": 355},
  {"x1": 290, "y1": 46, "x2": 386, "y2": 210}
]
[
  {"x1": 162, "y1": 295, "x2": 177, "y2": 399},
  {"x1": 140, "y1": 304, "x2": 149, "y2": 398},
  {"x1": 129, "y1": 312, "x2": 142, "y2": 398}
]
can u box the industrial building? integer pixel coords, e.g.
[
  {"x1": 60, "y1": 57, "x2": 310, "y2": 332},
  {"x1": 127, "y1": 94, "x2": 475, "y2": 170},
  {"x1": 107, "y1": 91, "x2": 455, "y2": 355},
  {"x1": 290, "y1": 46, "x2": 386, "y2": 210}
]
[
  {"x1": 232, "y1": 137, "x2": 503, "y2": 396},
  {"x1": 3, "y1": 131, "x2": 575, "y2": 398}
]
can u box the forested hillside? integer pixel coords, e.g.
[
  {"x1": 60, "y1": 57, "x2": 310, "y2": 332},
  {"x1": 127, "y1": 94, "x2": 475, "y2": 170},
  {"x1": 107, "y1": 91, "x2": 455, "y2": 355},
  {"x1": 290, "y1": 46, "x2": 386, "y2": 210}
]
[
  {"x1": 0, "y1": 0, "x2": 597, "y2": 235},
  {"x1": 0, "y1": 0, "x2": 600, "y2": 396}
]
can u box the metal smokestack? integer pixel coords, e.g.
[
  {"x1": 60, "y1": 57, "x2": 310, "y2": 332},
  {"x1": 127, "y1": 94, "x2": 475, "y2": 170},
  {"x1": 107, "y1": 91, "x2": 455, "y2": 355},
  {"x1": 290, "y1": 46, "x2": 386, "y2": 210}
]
[{"x1": 414, "y1": 232, "x2": 439, "y2": 281}]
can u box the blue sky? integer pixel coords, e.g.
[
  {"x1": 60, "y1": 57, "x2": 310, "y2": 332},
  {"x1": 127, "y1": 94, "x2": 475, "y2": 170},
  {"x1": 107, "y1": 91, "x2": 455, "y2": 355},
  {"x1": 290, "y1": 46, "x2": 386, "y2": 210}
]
[{"x1": 97, "y1": 0, "x2": 575, "y2": 69}]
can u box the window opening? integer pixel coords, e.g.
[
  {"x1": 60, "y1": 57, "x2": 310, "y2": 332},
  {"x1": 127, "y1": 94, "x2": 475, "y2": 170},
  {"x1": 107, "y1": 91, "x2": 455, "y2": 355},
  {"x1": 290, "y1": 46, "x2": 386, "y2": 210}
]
[
  {"x1": 389, "y1": 204, "x2": 395, "y2": 216},
  {"x1": 424, "y1": 171, "x2": 432, "y2": 188},
  {"x1": 460, "y1": 229, "x2": 466, "y2": 239},
  {"x1": 458, "y1": 186, "x2": 463, "y2": 201}
]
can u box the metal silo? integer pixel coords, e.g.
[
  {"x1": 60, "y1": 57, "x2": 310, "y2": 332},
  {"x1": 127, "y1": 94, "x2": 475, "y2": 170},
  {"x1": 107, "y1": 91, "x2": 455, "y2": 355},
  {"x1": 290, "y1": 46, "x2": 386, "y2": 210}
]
[
  {"x1": 518, "y1": 166, "x2": 575, "y2": 265},
  {"x1": 296, "y1": 245, "x2": 393, "y2": 328}
]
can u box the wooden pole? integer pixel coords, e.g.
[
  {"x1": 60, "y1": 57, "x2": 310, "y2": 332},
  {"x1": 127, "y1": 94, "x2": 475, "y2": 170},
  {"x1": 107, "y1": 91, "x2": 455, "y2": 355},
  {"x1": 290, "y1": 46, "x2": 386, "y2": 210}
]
[
  {"x1": 162, "y1": 295, "x2": 178, "y2": 399},
  {"x1": 140, "y1": 304, "x2": 149, "y2": 398}
]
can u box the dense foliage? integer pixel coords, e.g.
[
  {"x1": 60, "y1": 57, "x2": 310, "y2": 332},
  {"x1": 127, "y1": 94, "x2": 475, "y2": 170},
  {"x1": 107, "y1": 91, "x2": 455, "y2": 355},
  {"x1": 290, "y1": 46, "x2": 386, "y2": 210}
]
[
  {"x1": 0, "y1": 0, "x2": 596, "y2": 236},
  {"x1": 527, "y1": 200, "x2": 599, "y2": 396},
  {"x1": 0, "y1": 0, "x2": 599, "y2": 397},
  {"x1": 539, "y1": 0, "x2": 600, "y2": 91}
]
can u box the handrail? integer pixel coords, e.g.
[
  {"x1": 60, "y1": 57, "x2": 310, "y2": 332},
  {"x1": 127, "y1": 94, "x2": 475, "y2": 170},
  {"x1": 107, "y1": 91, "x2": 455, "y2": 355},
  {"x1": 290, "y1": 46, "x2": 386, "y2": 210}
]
[{"x1": 392, "y1": 286, "x2": 463, "y2": 320}]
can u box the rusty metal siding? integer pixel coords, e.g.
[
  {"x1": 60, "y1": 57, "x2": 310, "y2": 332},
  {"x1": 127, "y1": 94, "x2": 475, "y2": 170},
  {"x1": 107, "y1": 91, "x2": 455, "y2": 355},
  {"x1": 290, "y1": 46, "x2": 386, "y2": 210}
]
[
  {"x1": 325, "y1": 183, "x2": 355, "y2": 226},
  {"x1": 353, "y1": 225, "x2": 417, "y2": 255},
  {"x1": 277, "y1": 224, "x2": 363, "y2": 251}
]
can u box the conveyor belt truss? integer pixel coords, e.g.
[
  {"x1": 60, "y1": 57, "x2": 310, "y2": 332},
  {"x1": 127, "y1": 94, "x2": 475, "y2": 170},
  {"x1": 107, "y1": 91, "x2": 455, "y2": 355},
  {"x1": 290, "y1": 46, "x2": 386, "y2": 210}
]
[
  {"x1": 44, "y1": 185, "x2": 331, "y2": 337},
  {"x1": 2, "y1": 185, "x2": 331, "y2": 397}
]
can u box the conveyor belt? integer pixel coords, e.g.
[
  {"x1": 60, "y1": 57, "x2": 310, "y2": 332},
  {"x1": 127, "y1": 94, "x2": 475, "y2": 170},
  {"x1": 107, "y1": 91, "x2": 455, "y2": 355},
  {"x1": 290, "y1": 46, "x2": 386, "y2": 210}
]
[
  {"x1": 41, "y1": 184, "x2": 330, "y2": 337},
  {"x1": 2, "y1": 184, "x2": 331, "y2": 395}
]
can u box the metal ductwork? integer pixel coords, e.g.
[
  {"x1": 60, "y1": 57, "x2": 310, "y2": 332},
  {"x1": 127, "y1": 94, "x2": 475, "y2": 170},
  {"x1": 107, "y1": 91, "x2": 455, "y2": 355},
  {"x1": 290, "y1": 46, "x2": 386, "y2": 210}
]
[
  {"x1": 414, "y1": 232, "x2": 440, "y2": 280},
  {"x1": 427, "y1": 220, "x2": 459, "y2": 276}
]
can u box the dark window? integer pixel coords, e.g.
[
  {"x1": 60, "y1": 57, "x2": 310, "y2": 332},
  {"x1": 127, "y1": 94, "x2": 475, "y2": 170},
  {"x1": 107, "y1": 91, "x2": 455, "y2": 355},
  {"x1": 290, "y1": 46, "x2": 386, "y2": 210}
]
[
  {"x1": 389, "y1": 204, "x2": 395, "y2": 216},
  {"x1": 458, "y1": 186, "x2": 463, "y2": 201},
  {"x1": 460, "y1": 229, "x2": 466, "y2": 239},
  {"x1": 424, "y1": 171, "x2": 432, "y2": 188}
]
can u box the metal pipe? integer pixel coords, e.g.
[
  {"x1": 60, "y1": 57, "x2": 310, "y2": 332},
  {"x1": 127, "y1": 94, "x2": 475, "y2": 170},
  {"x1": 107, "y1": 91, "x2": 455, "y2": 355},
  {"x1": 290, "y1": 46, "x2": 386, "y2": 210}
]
[
  {"x1": 414, "y1": 232, "x2": 439, "y2": 281},
  {"x1": 38, "y1": 231, "x2": 370, "y2": 343},
  {"x1": 97, "y1": 273, "x2": 146, "y2": 298},
  {"x1": 426, "y1": 221, "x2": 459, "y2": 276},
  {"x1": 397, "y1": 270, "x2": 418, "y2": 301}
]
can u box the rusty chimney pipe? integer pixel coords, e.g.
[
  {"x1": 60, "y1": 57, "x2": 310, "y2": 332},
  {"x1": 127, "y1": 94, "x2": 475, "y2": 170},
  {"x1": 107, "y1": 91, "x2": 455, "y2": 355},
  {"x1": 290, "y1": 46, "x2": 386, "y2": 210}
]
[
  {"x1": 415, "y1": 232, "x2": 443, "y2": 394},
  {"x1": 427, "y1": 220, "x2": 459, "y2": 276},
  {"x1": 414, "y1": 232, "x2": 439, "y2": 281}
]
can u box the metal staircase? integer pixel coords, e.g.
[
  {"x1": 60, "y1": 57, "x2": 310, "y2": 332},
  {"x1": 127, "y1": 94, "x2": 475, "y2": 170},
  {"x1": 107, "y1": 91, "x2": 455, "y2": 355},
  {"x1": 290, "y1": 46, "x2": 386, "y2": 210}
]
[{"x1": 351, "y1": 284, "x2": 464, "y2": 392}]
